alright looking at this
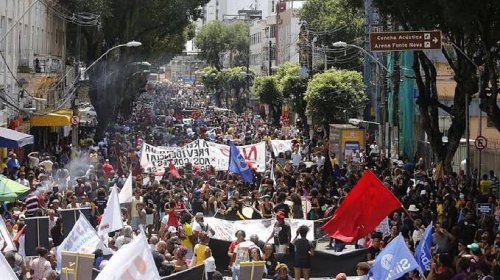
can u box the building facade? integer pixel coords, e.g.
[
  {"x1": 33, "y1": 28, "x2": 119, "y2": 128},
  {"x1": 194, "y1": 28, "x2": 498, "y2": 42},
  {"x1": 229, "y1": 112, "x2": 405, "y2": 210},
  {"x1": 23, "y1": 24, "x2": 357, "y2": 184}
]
[{"x1": 0, "y1": 0, "x2": 67, "y2": 129}]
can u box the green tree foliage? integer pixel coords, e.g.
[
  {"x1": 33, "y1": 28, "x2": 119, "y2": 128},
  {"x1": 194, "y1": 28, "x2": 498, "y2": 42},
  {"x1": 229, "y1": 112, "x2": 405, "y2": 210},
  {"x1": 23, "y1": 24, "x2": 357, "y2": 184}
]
[
  {"x1": 195, "y1": 20, "x2": 250, "y2": 69},
  {"x1": 195, "y1": 21, "x2": 229, "y2": 70},
  {"x1": 300, "y1": 0, "x2": 364, "y2": 71},
  {"x1": 274, "y1": 63, "x2": 308, "y2": 122},
  {"x1": 253, "y1": 76, "x2": 282, "y2": 124},
  {"x1": 62, "y1": 0, "x2": 208, "y2": 138},
  {"x1": 305, "y1": 69, "x2": 367, "y2": 125},
  {"x1": 201, "y1": 66, "x2": 253, "y2": 110},
  {"x1": 227, "y1": 21, "x2": 250, "y2": 67},
  {"x1": 372, "y1": 0, "x2": 500, "y2": 171}
]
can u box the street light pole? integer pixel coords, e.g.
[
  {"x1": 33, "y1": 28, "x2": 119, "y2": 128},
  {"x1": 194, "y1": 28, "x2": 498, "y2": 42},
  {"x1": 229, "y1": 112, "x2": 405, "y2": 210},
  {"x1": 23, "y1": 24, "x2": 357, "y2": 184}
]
[
  {"x1": 71, "y1": 41, "x2": 142, "y2": 157},
  {"x1": 333, "y1": 41, "x2": 389, "y2": 157}
]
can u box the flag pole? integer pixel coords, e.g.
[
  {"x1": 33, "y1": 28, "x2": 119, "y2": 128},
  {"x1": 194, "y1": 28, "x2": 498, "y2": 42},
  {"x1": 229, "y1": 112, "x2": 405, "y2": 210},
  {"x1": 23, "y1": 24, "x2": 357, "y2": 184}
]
[{"x1": 401, "y1": 206, "x2": 416, "y2": 224}]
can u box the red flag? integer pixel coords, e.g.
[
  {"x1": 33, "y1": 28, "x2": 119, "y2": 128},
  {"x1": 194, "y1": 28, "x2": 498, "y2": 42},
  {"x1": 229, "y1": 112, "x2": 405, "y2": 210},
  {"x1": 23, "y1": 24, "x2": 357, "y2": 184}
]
[
  {"x1": 169, "y1": 161, "x2": 181, "y2": 178},
  {"x1": 321, "y1": 170, "x2": 401, "y2": 243}
]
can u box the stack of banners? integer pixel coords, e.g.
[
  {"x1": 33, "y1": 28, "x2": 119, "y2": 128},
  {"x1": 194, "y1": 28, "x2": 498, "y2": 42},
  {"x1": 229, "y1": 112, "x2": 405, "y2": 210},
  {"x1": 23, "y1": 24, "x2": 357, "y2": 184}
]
[
  {"x1": 140, "y1": 139, "x2": 267, "y2": 174},
  {"x1": 25, "y1": 217, "x2": 49, "y2": 257},
  {"x1": 56, "y1": 214, "x2": 109, "y2": 271},
  {"x1": 60, "y1": 208, "x2": 92, "y2": 238},
  {"x1": 204, "y1": 217, "x2": 314, "y2": 243},
  {"x1": 269, "y1": 139, "x2": 293, "y2": 156},
  {"x1": 163, "y1": 264, "x2": 205, "y2": 280},
  {"x1": 96, "y1": 230, "x2": 160, "y2": 280},
  {"x1": 0, "y1": 217, "x2": 16, "y2": 252}
]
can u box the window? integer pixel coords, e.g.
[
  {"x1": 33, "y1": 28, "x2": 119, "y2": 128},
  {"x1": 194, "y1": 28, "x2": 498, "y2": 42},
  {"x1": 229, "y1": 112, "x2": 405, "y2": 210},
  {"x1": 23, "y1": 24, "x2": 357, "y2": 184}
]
[{"x1": 272, "y1": 0, "x2": 275, "y2": 13}]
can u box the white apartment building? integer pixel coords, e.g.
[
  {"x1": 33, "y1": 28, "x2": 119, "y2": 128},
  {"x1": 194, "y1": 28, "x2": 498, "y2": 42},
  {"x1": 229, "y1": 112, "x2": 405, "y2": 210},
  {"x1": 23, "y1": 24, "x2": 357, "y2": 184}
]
[
  {"x1": 276, "y1": 7, "x2": 300, "y2": 65},
  {"x1": 0, "y1": 0, "x2": 67, "y2": 129},
  {"x1": 249, "y1": 1, "x2": 302, "y2": 75}
]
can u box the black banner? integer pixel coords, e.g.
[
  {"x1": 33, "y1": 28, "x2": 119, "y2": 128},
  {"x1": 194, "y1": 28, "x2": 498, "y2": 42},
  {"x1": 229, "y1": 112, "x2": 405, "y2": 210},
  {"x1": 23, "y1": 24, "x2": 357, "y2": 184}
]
[
  {"x1": 162, "y1": 264, "x2": 205, "y2": 280},
  {"x1": 209, "y1": 238, "x2": 367, "y2": 277},
  {"x1": 60, "y1": 208, "x2": 91, "y2": 238},
  {"x1": 25, "y1": 217, "x2": 49, "y2": 257}
]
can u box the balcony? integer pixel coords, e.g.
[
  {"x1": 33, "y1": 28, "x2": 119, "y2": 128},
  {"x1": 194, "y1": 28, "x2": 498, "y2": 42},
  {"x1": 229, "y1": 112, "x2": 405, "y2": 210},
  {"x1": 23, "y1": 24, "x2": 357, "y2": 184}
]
[{"x1": 17, "y1": 49, "x2": 63, "y2": 74}]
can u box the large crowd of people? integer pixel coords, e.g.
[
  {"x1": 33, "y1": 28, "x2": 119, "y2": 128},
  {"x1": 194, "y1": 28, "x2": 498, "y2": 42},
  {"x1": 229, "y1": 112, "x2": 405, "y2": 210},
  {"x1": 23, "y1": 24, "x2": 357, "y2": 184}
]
[{"x1": 0, "y1": 81, "x2": 499, "y2": 280}]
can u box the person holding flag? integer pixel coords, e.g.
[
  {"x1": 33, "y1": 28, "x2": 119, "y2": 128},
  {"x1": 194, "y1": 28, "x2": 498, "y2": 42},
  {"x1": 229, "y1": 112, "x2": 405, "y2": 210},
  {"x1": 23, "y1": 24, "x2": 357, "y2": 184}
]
[
  {"x1": 368, "y1": 234, "x2": 422, "y2": 279},
  {"x1": 415, "y1": 222, "x2": 433, "y2": 273},
  {"x1": 228, "y1": 140, "x2": 254, "y2": 184}
]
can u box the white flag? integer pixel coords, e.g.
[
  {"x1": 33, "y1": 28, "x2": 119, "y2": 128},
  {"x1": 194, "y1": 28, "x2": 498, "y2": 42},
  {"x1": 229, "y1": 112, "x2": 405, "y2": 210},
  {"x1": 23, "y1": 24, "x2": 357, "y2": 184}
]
[
  {"x1": 270, "y1": 163, "x2": 277, "y2": 188},
  {"x1": 270, "y1": 140, "x2": 292, "y2": 156},
  {"x1": 96, "y1": 230, "x2": 160, "y2": 280},
  {"x1": 0, "y1": 250, "x2": 17, "y2": 280},
  {"x1": 56, "y1": 213, "x2": 104, "y2": 270},
  {"x1": 98, "y1": 186, "x2": 123, "y2": 236},
  {"x1": 119, "y1": 174, "x2": 133, "y2": 203},
  {"x1": 0, "y1": 217, "x2": 16, "y2": 252}
]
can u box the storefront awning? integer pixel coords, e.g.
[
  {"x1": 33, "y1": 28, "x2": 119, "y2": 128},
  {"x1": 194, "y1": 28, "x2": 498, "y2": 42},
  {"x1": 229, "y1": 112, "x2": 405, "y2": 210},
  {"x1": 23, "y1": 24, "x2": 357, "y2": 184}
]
[
  {"x1": 30, "y1": 109, "x2": 73, "y2": 127},
  {"x1": 0, "y1": 127, "x2": 34, "y2": 148}
]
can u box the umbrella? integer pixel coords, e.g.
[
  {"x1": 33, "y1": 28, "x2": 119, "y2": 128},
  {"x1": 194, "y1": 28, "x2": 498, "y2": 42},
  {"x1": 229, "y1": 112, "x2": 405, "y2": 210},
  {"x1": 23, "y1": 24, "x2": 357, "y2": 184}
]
[{"x1": 0, "y1": 175, "x2": 30, "y2": 201}]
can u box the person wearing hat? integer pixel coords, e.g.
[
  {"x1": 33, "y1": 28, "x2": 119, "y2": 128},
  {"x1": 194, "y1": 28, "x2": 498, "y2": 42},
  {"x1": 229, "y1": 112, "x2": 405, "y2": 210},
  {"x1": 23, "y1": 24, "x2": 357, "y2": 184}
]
[
  {"x1": 274, "y1": 263, "x2": 293, "y2": 280},
  {"x1": 266, "y1": 211, "x2": 291, "y2": 254}
]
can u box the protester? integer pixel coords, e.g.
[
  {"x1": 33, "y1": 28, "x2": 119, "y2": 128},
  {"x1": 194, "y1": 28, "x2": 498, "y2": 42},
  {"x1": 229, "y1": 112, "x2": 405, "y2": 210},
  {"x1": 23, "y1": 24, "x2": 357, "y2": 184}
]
[
  {"x1": 292, "y1": 225, "x2": 314, "y2": 280},
  {"x1": 0, "y1": 81, "x2": 498, "y2": 280}
]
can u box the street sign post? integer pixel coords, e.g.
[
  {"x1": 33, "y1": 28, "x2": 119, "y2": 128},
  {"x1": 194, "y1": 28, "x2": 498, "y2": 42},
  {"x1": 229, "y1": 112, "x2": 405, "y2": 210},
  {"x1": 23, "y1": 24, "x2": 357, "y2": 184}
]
[
  {"x1": 474, "y1": 135, "x2": 487, "y2": 150},
  {"x1": 369, "y1": 31, "x2": 442, "y2": 52},
  {"x1": 71, "y1": 116, "x2": 80, "y2": 125}
]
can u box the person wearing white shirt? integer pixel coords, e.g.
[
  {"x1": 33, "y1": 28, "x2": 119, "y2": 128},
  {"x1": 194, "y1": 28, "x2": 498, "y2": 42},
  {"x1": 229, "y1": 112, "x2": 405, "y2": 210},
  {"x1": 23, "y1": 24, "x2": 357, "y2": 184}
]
[{"x1": 291, "y1": 149, "x2": 302, "y2": 170}]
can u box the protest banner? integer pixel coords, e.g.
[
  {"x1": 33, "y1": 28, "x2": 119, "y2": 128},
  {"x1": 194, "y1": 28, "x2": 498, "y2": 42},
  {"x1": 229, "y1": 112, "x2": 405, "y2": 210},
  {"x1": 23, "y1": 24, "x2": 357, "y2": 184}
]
[
  {"x1": 204, "y1": 217, "x2": 314, "y2": 243},
  {"x1": 60, "y1": 208, "x2": 91, "y2": 238},
  {"x1": 270, "y1": 139, "x2": 292, "y2": 156},
  {"x1": 0, "y1": 217, "x2": 16, "y2": 252},
  {"x1": 0, "y1": 249, "x2": 18, "y2": 280},
  {"x1": 140, "y1": 140, "x2": 211, "y2": 174},
  {"x1": 25, "y1": 217, "x2": 49, "y2": 257},
  {"x1": 141, "y1": 139, "x2": 267, "y2": 174},
  {"x1": 207, "y1": 141, "x2": 266, "y2": 172},
  {"x1": 96, "y1": 230, "x2": 159, "y2": 280},
  {"x1": 56, "y1": 214, "x2": 104, "y2": 271},
  {"x1": 163, "y1": 264, "x2": 205, "y2": 280},
  {"x1": 98, "y1": 186, "x2": 123, "y2": 236}
]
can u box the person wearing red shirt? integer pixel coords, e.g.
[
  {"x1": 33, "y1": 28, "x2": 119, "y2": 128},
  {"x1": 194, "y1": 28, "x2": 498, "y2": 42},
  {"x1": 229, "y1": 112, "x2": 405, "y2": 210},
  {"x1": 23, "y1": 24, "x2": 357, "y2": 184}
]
[{"x1": 102, "y1": 159, "x2": 114, "y2": 178}]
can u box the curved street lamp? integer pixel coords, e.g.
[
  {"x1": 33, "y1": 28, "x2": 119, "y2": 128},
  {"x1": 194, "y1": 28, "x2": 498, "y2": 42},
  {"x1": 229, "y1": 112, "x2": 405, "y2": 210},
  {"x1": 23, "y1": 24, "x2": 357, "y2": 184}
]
[{"x1": 84, "y1": 41, "x2": 142, "y2": 73}]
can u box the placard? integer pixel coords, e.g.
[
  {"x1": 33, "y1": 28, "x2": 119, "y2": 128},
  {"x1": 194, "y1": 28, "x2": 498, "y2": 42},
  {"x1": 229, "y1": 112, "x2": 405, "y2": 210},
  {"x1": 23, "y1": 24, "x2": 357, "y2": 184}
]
[
  {"x1": 476, "y1": 203, "x2": 494, "y2": 215},
  {"x1": 60, "y1": 208, "x2": 91, "y2": 238},
  {"x1": 25, "y1": 217, "x2": 49, "y2": 257},
  {"x1": 61, "y1": 251, "x2": 95, "y2": 280}
]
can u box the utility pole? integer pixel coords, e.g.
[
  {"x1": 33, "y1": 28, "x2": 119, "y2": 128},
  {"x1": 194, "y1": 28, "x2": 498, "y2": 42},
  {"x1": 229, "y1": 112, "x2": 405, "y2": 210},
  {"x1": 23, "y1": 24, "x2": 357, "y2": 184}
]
[
  {"x1": 268, "y1": 40, "x2": 272, "y2": 76},
  {"x1": 71, "y1": 2, "x2": 82, "y2": 159}
]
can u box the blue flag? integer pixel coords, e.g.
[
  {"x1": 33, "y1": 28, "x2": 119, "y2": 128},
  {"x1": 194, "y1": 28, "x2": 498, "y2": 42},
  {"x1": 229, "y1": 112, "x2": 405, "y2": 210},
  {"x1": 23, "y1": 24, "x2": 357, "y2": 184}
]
[
  {"x1": 228, "y1": 141, "x2": 254, "y2": 183},
  {"x1": 415, "y1": 222, "x2": 433, "y2": 272},
  {"x1": 368, "y1": 234, "x2": 422, "y2": 280}
]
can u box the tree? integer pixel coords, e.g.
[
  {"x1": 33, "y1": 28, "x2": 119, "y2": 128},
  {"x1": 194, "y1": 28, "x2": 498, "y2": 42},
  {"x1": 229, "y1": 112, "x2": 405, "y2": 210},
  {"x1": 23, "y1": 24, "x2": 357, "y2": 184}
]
[
  {"x1": 62, "y1": 0, "x2": 209, "y2": 138},
  {"x1": 253, "y1": 76, "x2": 282, "y2": 124},
  {"x1": 274, "y1": 63, "x2": 308, "y2": 123},
  {"x1": 201, "y1": 66, "x2": 253, "y2": 111},
  {"x1": 371, "y1": 0, "x2": 500, "y2": 172},
  {"x1": 195, "y1": 20, "x2": 250, "y2": 69},
  {"x1": 226, "y1": 21, "x2": 250, "y2": 67},
  {"x1": 300, "y1": 0, "x2": 364, "y2": 71},
  {"x1": 195, "y1": 21, "x2": 229, "y2": 70},
  {"x1": 304, "y1": 69, "x2": 367, "y2": 126}
]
